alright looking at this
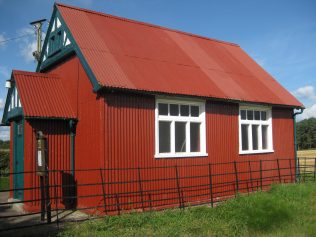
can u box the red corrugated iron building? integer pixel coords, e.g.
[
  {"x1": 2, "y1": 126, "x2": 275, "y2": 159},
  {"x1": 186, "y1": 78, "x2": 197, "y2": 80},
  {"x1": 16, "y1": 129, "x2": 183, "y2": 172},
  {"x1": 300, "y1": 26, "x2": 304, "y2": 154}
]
[{"x1": 1, "y1": 3, "x2": 303, "y2": 212}]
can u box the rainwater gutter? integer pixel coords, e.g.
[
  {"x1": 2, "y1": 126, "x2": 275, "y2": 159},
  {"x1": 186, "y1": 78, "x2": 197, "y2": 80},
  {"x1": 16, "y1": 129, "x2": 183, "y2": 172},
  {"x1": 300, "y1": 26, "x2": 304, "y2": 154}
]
[{"x1": 293, "y1": 108, "x2": 304, "y2": 182}]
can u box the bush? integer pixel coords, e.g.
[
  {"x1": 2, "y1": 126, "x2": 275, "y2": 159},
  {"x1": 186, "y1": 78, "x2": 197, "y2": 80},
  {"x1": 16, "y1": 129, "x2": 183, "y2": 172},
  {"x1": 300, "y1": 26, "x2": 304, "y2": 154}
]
[{"x1": 0, "y1": 150, "x2": 9, "y2": 174}]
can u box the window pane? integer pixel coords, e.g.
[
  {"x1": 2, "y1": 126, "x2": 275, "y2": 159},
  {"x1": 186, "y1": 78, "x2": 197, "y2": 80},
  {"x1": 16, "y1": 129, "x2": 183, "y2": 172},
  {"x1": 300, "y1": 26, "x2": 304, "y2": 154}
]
[
  {"x1": 261, "y1": 111, "x2": 267, "y2": 121},
  {"x1": 241, "y1": 124, "x2": 249, "y2": 151},
  {"x1": 170, "y1": 104, "x2": 179, "y2": 116},
  {"x1": 262, "y1": 125, "x2": 268, "y2": 149},
  {"x1": 190, "y1": 123, "x2": 200, "y2": 152},
  {"x1": 247, "y1": 110, "x2": 253, "y2": 120},
  {"x1": 159, "y1": 121, "x2": 171, "y2": 153},
  {"x1": 240, "y1": 110, "x2": 246, "y2": 120},
  {"x1": 254, "y1": 111, "x2": 260, "y2": 120},
  {"x1": 252, "y1": 125, "x2": 259, "y2": 150},
  {"x1": 191, "y1": 106, "x2": 199, "y2": 117},
  {"x1": 180, "y1": 105, "x2": 189, "y2": 116},
  {"x1": 158, "y1": 103, "x2": 168, "y2": 115},
  {"x1": 175, "y1": 122, "x2": 186, "y2": 152}
]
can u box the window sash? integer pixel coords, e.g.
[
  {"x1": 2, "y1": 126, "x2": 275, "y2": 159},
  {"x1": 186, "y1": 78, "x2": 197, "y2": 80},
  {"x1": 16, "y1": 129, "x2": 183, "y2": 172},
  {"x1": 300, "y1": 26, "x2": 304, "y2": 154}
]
[
  {"x1": 155, "y1": 98, "x2": 207, "y2": 158},
  {"x1": 239, "y1": 106, "x2": 273, "y2": 154}
]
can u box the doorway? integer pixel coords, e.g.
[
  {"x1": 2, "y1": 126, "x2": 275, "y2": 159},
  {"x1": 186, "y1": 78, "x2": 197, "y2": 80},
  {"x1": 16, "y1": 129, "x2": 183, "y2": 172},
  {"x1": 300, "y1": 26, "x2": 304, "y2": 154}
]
[{"x1": 13, "y1": 119, "x2": 24, "y2": 200}]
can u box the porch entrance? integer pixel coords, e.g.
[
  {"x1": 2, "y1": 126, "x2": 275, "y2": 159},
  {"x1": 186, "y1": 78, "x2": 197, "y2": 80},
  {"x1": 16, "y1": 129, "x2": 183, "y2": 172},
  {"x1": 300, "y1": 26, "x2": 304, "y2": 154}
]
[{"x1": 13, "y1": 119, "x2": 24, "y2": 200}]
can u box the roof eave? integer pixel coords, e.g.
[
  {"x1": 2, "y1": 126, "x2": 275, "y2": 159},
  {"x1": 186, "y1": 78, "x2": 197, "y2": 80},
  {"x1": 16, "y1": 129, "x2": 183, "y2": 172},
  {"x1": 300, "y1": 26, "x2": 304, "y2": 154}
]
[{"x1": 97, "y1": 86, "x2": 304, "y2": 109}]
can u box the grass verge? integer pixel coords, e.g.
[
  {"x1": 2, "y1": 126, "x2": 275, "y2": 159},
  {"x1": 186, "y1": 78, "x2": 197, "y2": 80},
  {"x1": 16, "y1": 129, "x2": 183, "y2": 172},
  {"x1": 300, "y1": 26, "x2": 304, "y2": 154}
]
[{"x1": 58, "y1": 183, "x2": 316, "y2": 237}]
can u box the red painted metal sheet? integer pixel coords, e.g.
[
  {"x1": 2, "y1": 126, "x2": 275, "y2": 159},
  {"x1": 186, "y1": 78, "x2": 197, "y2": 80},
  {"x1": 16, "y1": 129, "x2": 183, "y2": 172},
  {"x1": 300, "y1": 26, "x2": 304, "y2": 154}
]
[
  {"x1": 13, "y1": 70, "x2": 76, "y2": 119},
  {"x1": 57, "y1": 3, "x2": 303, "y2": 108},
  {"x1": 23, "y1": 120, "x2": 71, "y2": 211},
  {"x1": 15, "y1": 52, "x2": 296, "y2": 212},
  {"x1": 98, "y1": 93, "x2": 296, "y2": 209}
]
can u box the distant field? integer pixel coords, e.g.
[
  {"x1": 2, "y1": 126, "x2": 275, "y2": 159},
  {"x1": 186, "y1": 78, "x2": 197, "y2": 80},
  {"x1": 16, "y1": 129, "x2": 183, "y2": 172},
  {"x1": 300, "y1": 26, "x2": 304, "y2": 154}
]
[
  {"x1": 298, "y1": 149, "x2": 316, "y2": 158},
  {"x1": 297, "y1": 150, "x2": 315, "y2": 174}
]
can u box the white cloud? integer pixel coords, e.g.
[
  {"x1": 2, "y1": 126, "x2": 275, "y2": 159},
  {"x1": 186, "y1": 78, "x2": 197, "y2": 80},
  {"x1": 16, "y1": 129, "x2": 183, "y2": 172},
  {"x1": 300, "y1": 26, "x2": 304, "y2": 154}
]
[
  {"x1": 21, "y1": 40, "x2": 37, "y2": 62},
  {"x1": 0, "y1": 33, "x2": 6, "y2": 49},
  {"x1": 0, "y1": 126, "x2": 10, "y2": 140},
  {"x1": 0, "y1": 98, "x2": 4, "y2": 110},
  {"x1": 297, "y1": 104, "x2": 316, "y2": 121},
  {"x1": 294, "y1": 85, "x2": 316, "y2": 100},
  {"x1": 0, "y1": 66, "x2": 9, "y2": 78},
  {"x1": 17, "y1": 27, "x2": 37, "y2": 63}
]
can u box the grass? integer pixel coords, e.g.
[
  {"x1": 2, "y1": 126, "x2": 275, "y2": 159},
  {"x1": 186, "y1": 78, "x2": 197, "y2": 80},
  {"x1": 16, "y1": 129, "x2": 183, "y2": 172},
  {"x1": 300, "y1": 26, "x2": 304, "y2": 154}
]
[
  {"x1": 0, "y1": 176, "x2": 9, "y2": 191},
  {"x1": 58, "y1": 182, "x2": 316, "y2": 237}
]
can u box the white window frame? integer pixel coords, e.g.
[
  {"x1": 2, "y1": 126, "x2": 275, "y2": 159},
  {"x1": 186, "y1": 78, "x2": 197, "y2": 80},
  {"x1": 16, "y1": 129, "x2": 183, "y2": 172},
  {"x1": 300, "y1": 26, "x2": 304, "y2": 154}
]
[
  {"x1": 239, "y1": 105, "x2": 274, "y2": 154},
  {"x1": 155, "y1": 97, "x2": 207, "y2": 158}
]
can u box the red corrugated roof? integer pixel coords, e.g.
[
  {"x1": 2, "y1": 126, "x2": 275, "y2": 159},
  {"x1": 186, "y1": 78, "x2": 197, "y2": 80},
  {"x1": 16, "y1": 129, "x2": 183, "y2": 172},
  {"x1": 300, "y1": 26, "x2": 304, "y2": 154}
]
[
  {"x1": 57, "y1": 3, "x2": 303, "y2": 108},
  {"x1": 13, "y1": 70, "x2": 76, "y2": 119}
]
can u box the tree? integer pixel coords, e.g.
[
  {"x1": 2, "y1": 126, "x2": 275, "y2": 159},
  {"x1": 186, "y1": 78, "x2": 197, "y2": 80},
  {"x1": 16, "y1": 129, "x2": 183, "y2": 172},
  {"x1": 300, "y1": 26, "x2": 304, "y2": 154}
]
[{"x1": 297, "y1": 118, "x2": 316, "y2": 150}]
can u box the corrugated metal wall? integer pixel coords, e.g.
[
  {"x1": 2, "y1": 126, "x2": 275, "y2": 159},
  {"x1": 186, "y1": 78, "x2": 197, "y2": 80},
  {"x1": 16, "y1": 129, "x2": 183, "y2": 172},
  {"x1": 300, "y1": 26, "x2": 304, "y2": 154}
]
[
  {"x1": 18, "y1": 55, "x2": 295, "y2": 212},
  {"x1": 99, "y1": 93, "x2": 295, "y2": 210},
  {"x1": 23, "y1": 120, "x2": 71, "y2": 211}
]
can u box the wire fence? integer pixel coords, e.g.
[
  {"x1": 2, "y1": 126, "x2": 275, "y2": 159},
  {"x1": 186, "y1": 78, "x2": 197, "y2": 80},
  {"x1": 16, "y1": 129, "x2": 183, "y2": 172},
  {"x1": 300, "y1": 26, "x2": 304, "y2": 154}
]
[{"x1": 0, "y1": 157, "x2": 315, "y2": 233}]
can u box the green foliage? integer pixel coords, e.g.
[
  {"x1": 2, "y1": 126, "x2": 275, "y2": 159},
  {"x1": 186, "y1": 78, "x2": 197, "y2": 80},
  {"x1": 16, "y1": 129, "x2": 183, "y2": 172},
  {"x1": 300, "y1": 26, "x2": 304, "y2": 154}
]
[
  {"x1": 0, "y1": 177, "x2": 9, "y2": 190},
  {"x1": 0, "y1": 140, "x2": 10, "y2": 150},
  {"x1": 58, "y1": 183, "x2": 316, "y2": 237},
  {"x1": 0, "y1": 150, "x2": 9, "y2": 174},
  {"x1": 0, "y1": 140, "x2": 10, "y2": 175},
  {"x1": 297, "y1": 118, "x2": 316, "y2": 150}
]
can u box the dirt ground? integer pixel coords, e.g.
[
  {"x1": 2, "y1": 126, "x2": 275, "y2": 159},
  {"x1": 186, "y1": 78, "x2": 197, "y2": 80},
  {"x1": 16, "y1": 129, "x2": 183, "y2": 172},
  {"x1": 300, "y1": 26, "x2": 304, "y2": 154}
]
[{"x1": 0, "y1": 191, "x2": 89, "y2": 237}]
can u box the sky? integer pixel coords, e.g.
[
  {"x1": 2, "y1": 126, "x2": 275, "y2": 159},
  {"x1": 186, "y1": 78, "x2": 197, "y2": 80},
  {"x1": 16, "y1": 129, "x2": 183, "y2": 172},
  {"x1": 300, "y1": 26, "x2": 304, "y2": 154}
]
[{"x1": 0, "y1": 0, "x2": 315, "y2": 140}]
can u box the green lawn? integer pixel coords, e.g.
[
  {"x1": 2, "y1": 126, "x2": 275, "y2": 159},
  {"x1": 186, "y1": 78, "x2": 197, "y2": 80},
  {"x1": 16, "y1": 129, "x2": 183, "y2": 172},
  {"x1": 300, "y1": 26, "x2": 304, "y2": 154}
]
[{"x1": 58, "y1": 182, "x2": 316, "y2": 237}]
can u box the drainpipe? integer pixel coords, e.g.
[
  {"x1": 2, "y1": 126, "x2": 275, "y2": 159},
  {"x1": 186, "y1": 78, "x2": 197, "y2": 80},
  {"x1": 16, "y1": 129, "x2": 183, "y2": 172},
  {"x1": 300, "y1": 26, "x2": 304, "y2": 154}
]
[
  {"x1": 293, "y1": 108, "x2": 304, "y2": 182},
  {"x1": 69, "y1": 119, "x2": 77, "y2": 177}
]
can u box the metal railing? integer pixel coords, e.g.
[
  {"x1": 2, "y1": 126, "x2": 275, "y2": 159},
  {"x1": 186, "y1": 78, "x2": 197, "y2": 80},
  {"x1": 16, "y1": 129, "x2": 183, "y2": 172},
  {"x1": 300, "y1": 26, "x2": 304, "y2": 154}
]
[{"x1": 0, "y1": 157, "x2": 315, "y2": 233}]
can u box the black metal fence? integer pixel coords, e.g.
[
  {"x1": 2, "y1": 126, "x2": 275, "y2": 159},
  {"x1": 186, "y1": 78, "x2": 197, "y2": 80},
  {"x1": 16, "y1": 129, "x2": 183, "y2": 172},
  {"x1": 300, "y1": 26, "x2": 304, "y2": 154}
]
[{"x1": 0, "y1": 157, "x2": 315, "y2": 233}]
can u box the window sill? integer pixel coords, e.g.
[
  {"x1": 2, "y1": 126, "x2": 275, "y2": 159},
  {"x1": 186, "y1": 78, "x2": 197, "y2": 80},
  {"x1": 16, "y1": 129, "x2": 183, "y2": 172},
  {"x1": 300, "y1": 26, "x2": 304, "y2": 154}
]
[
  {"x1": 239, "y1": 149, "x2": 274, "y2": 155},
  {"x1": 155, "y1": 153, "x2": 208, "y2": 159}
]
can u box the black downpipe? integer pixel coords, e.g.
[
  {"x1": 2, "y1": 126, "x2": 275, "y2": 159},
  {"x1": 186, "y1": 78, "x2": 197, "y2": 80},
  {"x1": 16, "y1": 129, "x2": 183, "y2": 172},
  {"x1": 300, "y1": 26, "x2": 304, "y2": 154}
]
[{"x1": 292, "y1": 108, "x2": 304, "y2": 181}]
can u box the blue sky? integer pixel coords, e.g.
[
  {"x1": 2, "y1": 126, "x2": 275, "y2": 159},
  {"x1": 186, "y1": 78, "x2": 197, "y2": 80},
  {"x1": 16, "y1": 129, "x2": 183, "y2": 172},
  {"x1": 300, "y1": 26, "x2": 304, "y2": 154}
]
[{"x1": 0, "y1": 0, "x2": 315, "y2": 140}]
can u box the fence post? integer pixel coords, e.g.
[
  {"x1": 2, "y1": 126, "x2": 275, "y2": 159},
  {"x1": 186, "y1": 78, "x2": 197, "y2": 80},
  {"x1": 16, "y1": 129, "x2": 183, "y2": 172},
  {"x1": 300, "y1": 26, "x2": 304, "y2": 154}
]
[
  {"x1": 314, "y1": 158, "x2": 316, "y2": 181},
  {"x1": 148, "y1": 193, "x2": 153, "y2": 211},
  {"x1": 297, "y1": 157, "x2": 301, "y2": 183},
  {"x1": 137, "y1": 167, "x2": 145, "y2": 211},
  {"x1": 175, "y1": 165, "x2": 183, "y2": 209},
  {"x1": 276, "y1": 159, "x2": 281, "y2": 183},
  {"x1": 99, "y1": 169, "x2": 107, "y2": 214},
  {"x1": 208, "y1": 163, "x2": 214, "y2": 207},
  {"x1": 53, "y1": 171, "x2": 59, "y2": 229},
  {"x1": 115, "y1": 194, "x2": 121, "y2": 215},
  {"x1": 45, "y1": 172, "x2": 51, "y2": 224},
  {"x1": 304, "y1": 158, "x2": 307, "y2": 181},
  {"x1": 260, "y1": 160, "x2": 263, "y2": 190},
  {"x1": 40, "y1": 176, "x2": 45, "y2": 221},
  {"x1": 248, "y1": 161, "x2": 254, "y2": 192},
  {"x1": 289, "y1": 159, "x2": 293, "y2": 183},
  {"x1": 234, "y1": 161, "x2": 239, "y2": 195}
]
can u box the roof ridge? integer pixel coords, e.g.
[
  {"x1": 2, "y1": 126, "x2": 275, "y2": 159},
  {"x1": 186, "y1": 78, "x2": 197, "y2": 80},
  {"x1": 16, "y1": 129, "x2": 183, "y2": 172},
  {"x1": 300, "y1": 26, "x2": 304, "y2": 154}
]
[{"x1": 55, "y1": 3, "x2": 239, "y2": 47}]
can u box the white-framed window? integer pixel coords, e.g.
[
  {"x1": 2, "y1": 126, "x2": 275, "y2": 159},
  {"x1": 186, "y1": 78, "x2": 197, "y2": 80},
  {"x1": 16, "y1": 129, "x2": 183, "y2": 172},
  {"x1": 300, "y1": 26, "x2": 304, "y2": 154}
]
[
  {"x1": 155, "y1": 97, "x2": 207, "y2": 158},
  {"x1": 239, "y1": 105, "x2": 273, "y2": 154}
]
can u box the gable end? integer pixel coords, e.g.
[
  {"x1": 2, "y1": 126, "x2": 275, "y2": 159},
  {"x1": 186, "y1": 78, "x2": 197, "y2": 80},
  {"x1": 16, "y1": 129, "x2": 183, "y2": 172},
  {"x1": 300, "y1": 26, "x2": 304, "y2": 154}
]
[{"x1": 36, "y1": 4, "x2": 101, "y2": 92}]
